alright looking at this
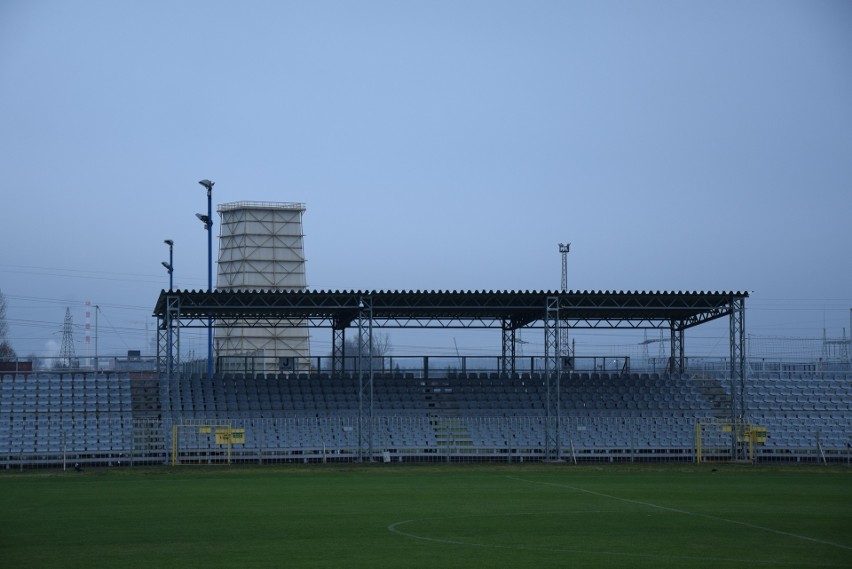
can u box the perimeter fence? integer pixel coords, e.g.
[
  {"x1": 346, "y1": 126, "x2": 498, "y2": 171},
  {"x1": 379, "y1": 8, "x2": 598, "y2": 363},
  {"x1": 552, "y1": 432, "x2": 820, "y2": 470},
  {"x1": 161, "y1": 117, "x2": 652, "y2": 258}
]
[
  {"x1": 2, "y1": 365, "x2": 850, "y2": 469},
  {"x1": 2, "y1": 412, "x2": 849, "y2": 470}
]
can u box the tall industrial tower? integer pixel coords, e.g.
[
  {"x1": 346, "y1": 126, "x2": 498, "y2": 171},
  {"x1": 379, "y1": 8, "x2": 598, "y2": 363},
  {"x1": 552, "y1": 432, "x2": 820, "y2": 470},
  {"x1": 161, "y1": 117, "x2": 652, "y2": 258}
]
[
  {"x1": 216, "y1": 201, "x2": 310, "y2": 373},
  {"x1": 558, "y1": 243, "x2": 571, "y2": 363},
  {"x1": 59, "y1": 307, "x2": 76, "y2": 367}
]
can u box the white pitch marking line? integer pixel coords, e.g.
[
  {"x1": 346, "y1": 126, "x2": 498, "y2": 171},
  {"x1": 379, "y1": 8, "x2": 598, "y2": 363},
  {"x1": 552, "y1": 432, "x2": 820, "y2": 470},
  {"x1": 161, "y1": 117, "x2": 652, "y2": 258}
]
[
  {"x1": 506, "y1": 475, "x2": 852, "y2": 552},
  {"x1": 387, "y1": 512, "x2": 814, "y2": 566}
]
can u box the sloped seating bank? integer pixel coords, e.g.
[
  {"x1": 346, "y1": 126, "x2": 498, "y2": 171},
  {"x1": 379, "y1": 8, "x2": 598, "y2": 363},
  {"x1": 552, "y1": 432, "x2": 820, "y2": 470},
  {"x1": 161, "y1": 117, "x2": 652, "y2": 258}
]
[{"x1": 1, "y1": 371, "x2": 849, "y2": 467}]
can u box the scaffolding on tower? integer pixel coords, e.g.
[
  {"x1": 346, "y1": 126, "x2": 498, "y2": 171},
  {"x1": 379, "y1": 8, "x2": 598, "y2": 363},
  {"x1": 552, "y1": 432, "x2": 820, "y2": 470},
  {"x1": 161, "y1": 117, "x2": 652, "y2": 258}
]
[{"x1": 215, "y1": 201, "x2": 311, "y2": 374}]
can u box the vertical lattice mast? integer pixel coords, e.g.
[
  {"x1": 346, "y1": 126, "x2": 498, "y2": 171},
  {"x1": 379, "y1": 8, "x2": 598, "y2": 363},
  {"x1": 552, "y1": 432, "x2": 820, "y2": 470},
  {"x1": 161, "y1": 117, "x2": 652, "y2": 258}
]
[
  {"x1": 60, "y1": 307, "x2": 76, "y2": 366},
  {"x1": 558, "y1": 243, "x2": 571, "y2": 362},
  {"x1": 544, "y1": 296, "x2": 561, "y2": 460},
  {"x1": 85, "y1": 301, "x2": 91, "y2": 358}
]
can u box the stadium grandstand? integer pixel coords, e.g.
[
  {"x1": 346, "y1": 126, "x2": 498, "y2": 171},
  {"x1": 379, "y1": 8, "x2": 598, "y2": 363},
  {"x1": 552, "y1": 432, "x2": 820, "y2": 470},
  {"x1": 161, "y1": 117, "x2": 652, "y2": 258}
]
[{"x1": 1, "y1": 289, "x2": 849, "y2": 468}]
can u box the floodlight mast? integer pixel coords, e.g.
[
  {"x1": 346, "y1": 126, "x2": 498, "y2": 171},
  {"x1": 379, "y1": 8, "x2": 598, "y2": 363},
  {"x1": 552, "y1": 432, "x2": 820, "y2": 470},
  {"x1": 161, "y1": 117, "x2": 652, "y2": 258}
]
[
  {"x1": 197, "y1": 179, "x2": 214, "y2": 377},
  {"x1": 558, "y1": 243, "x2": 571, "y2": 363},
  {"x1": 559, "y1": 243, "x2": 570, "y2": 292},
  {"x1": 94, "y1": 304, "x2": 99, "y2": 375},
  {"x1": 163, "y1": 239, "x2": 174, "y2": 290},
  {"x1": 163, "y1": 239, "x2": 174, "y2": 375}
]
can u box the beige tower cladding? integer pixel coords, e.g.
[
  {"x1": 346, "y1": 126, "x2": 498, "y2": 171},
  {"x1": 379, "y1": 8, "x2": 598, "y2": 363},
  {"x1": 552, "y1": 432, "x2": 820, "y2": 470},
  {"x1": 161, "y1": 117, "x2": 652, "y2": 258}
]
[{"x1": 215, "y1": 201, "x2": 310, "y2": 373}]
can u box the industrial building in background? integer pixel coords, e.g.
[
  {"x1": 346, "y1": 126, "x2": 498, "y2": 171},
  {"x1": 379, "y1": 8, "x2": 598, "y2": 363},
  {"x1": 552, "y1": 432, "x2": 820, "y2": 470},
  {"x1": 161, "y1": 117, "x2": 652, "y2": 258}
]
[{"x1": 215, "y1": 201, "x2": 310, "y2": 373}]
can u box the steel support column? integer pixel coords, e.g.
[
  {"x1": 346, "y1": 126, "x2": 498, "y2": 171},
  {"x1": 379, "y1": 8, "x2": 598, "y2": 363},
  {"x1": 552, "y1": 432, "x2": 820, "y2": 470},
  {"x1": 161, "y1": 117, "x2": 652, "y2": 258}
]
[
  {"x1": 729, "y1": 296, "x2": 746, "y2": 459},
  {"x1": 501, "y1": 320, "x2": 515, "y2": 376},
  {"x1": 332, "y1": 327, "x2": 345, "y2": 375},
  {"x1": 669, "y1": 323, "x2": 685, "y2": 374},
  {"x1": 158, "y1": 295, "x2": 180, "y2": 376},
  {"x1": 156, "y1": 295, "x2": 180, "y2": 417},
  {"x1": 157, "y1": 326, "x2": 168, "y2": 373},
  {"x1": 357, "y1": 296, "x2": 373, "y2": 462},
  {"x1": 544, "y1": 296, "x2": 561, "y2": 461}
]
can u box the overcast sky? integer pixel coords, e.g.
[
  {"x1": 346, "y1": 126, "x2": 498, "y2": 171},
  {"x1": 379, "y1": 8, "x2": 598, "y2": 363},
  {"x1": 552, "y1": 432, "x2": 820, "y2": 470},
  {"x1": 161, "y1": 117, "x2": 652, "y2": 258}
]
[{"x1": 1, "y1": 0, "x2": 850, "y2": 360}]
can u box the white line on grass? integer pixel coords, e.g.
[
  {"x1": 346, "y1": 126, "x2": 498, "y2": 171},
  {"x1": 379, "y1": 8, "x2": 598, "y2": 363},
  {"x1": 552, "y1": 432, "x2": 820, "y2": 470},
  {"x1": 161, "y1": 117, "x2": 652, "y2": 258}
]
[
  {"x1": 506, "y1": 476, "x2": 852, "y2": 552},
  {"x1": 387, "y1": 511, "x2": 815, "y2": 566}
]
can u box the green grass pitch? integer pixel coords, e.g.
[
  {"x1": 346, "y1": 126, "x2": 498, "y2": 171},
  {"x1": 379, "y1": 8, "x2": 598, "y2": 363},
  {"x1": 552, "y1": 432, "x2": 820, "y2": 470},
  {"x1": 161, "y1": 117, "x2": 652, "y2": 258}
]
[{"x1": 1, "y1": 463, "x2": 850, "y2": 568}]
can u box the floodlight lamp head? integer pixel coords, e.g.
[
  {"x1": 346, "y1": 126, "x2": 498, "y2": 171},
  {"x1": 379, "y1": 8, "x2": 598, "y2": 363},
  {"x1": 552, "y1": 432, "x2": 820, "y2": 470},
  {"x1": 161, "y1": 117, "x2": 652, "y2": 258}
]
[
  {"x1": 161, "y1": 261, "x2": 172, "y2": 271},
  {"x1": 164, "y1": 239, "x2": 174, "y2": 247},
  {"x1": 195, "y1": 213, "x2": 210, "y2": 226},
  {"x1": 198, "y1": 179, "x2": 214, "y2": 192}
]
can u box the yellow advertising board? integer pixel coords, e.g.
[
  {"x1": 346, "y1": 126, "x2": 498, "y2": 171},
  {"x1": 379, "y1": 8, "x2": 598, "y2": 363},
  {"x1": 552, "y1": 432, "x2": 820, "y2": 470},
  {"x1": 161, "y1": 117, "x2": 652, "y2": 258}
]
[{"x1": 215, "y1": 428, "x2": 245, "y2": 445}]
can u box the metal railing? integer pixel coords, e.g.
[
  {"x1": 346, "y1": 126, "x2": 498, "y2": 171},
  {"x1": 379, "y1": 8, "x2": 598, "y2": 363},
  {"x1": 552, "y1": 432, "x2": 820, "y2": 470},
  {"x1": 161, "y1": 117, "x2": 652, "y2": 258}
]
[{"x1": 2, "y1": 413, "x2": 848, "y2": 469}]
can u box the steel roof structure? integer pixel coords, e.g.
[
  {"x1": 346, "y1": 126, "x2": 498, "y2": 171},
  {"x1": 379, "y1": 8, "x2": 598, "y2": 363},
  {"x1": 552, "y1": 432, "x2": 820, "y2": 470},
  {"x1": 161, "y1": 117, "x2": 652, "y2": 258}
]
[
  {"x1": 153, "y1": 289, "x2": 747, "y2": 330},
  {"x1": 153, "y1": 288, "x2": 749, "y2": 461}
]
